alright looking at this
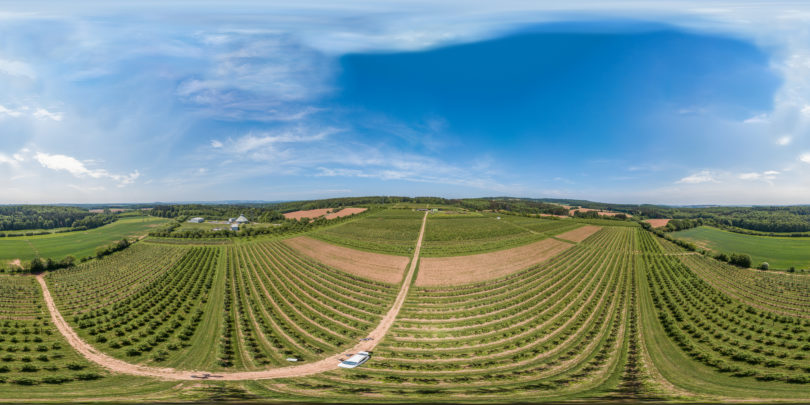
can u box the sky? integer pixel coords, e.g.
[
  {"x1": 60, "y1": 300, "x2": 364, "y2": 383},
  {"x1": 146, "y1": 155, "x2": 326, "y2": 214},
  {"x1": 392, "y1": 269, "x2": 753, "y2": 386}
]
[{"x1": 3, "y1": 1, "x2": 810, "y2": 205}]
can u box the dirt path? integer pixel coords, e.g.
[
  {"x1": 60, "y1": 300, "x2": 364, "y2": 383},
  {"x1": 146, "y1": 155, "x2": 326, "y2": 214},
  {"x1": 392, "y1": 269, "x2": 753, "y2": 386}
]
[{"x1": 35, "y1": 211, "x2": 429, "y2": 381}]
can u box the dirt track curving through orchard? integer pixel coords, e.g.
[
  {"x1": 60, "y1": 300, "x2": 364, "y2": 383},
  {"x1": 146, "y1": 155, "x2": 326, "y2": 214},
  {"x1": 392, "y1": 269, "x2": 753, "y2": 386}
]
[{"x1": 35, "y1": 211, "x2": 429, "y2": 381}]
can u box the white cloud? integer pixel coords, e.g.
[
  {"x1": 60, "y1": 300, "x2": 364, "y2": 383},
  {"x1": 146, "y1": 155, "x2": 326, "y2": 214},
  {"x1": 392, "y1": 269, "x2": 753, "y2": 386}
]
[
  {"x1": 0, "y1": 58, "x2": 34, "y2": 79},
  {"x1": 800, "y1": 152, "x2": 810, "y2": 164},
  {"x1": 32, "y1": 108, "x2": 63, "y2": 121},
  {"x1": 0, "y1": 105, "x2": 23, "y2": 118},
  {"x1": 0, "y1": 153, "x2": 20, "y2": 168},
  {"x1": 0, "y1": 105, "x2": 63, "y2": 121},
  {"x1": 34, "y1": 152, "x2": 139, "y2": 186},
  {"x1": 739, "y1": 170, "x2": 779, "y2": 181},
  {"x1": 802, "y1": 105, "x2": 810, "y2": 117},
  {"x1": 743, "y1": 113, "x2": 769, "y2": 124},
  {"x1": 210, "y1": 140, "x2": 223, "y2": 148},
  {"x1": 777, "y1": 135, "x2": 792, "y2": 145},
  {"x1": 676, "y1": 170, "x2": 718, "y2": 184},
  {"x1": 228, "y1": 127, "x2": 338, "y2": 156}
]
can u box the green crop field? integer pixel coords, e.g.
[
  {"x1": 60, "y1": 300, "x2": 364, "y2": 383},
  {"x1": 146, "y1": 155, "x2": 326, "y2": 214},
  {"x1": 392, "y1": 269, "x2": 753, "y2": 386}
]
[
  {"x1": 420, "y1": 213, "x2": 580, "y2": 256},
  {"x1": 673, "y1": 226, "x2": 810, "y2": 270},
  {"x1": 0, "y1": 216, "x2": 171, "y2": 264},
  {"x1": 0, "y1": 274, "x2": 178, "y2": 400},
  {"x1": 3, "y1": 213, "x2": 810, "y2": 402},
  {"x1": 311, "y1": 209, "x2": 424, "y2": 255}
]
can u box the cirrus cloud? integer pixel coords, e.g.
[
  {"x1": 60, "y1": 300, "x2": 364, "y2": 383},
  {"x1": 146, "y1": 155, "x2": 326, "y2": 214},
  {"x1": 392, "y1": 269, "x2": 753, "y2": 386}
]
[{"x1": 676, "y1": 170, "x2": 718, "y2": 184}]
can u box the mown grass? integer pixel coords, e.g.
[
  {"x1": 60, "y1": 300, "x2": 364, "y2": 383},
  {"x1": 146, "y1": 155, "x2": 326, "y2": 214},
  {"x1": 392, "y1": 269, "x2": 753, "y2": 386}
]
[
  {"x1": 673, "y1": 225, "x2": 810, "y2": 270},
  {"x1": 0, "y1": 216, "x2": 170, "y2": 263}
]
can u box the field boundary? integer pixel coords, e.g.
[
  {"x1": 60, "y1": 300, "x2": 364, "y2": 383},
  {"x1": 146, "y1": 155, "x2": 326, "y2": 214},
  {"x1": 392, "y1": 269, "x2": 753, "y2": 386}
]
[{"x1": 34, "y1": 211, "x2": 429, "y2": 381}]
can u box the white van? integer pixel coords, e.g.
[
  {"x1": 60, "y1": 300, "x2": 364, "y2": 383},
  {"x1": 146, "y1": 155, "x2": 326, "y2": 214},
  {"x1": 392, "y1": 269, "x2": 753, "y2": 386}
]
[{"x1": 338, "y1": 351, "x2": 370, "y2": 369}]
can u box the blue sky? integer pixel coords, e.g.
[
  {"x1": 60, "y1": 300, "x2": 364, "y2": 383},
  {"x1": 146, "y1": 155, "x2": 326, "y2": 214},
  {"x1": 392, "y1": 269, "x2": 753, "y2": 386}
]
[{"x1": 2, "y1": 1, "x2": 810, "y2": 204}]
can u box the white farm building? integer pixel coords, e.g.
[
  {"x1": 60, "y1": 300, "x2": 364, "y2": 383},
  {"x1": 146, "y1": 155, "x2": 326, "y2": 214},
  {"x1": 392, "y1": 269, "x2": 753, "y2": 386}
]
[
  {"x1": 189, "y1": 217, "x2": 204, "y2": 223},
  {"x1": 235, "y1": 215, "x2": 249, "y2": 224}
]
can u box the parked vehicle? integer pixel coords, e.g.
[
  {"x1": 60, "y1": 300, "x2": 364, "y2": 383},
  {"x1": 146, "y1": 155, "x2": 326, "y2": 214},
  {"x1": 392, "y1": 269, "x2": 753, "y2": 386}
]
[{"x1": 338, "y1": 351, "x2": 370, "y2": 369}]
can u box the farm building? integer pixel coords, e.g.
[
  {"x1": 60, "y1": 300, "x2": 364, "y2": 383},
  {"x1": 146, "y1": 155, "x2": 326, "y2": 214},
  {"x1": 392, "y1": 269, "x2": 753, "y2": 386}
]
[
  {"x1": 189, "y1": 217, "x2": 204, "y2": 223},
  {"x1": 231, "y1": 224, "x2": 239, "y2": 231},
  {"x1": 228, "y1": 217, "x2": 236, "y2": 223},
  {"x1": 235, "y1": 215, "x2": 249, "y2": 224}
]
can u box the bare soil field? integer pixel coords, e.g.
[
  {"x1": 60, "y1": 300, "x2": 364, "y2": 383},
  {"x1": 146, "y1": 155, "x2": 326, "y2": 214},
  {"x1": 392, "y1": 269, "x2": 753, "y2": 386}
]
[
  {"x1": 283, "y1": 208, "x2": 334, "y2": 220},
  {"x1": 8, "y1": 259, "x2": 22, "y2": 268},
  {"x1": 556, "y1": 225, "x2": 602, "y2": 242},
  {"x1": 645, "y1": 218, "x2": 672, "y2": 228},
  {"x1": 284, "y1": 236, "x2": 409, "y2": 283},
  {"x1": 415, "y1": 238, "x2": 572, "y2": 286},
  {"x1": 324, "y1": 207, "x2": 367, "y2": 219},
  {"x1": 284, "y1": 207, "x2": 367, "y2": 220}
]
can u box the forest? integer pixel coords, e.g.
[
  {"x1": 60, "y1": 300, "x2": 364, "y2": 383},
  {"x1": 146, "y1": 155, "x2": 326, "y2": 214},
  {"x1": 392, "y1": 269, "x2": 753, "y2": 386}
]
[{"x1": 0, "y1": 206, "x2": 117, "y2": 232}]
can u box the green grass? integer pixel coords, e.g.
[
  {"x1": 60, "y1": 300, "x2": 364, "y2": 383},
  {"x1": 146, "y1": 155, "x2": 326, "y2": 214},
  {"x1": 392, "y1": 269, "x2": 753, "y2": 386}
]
[
  {"x1": 0, "y1": 216, "x2": 170, "y2": 263},
  {"x1": 673, "y1": 225, "x2": 810, "y2": 270}
]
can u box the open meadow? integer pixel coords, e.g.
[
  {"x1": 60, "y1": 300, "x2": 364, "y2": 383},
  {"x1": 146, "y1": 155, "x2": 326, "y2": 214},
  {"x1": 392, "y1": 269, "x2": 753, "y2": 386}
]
[
  {"x1": 0, "y1": 216, "x2": 170, "y2": 265},
  {"x1": 673, "y1": 226, "x2": 810, "y2": 270}
]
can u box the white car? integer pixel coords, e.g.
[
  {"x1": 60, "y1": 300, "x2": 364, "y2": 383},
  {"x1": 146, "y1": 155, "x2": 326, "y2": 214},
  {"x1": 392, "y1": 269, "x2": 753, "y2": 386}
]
[{"x1": 338, "y1": 351, "x2": 370, "y2": 369}]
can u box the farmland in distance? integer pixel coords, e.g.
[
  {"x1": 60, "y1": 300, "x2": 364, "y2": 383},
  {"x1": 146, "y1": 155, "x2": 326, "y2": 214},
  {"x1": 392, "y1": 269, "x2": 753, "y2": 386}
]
[
  {"x1": 673, "y1": 225, "x2": 810, "y2": 270},
  {"x1": 0, "y1": 216, "x2": 170, "y2": 264},
  {"x1": 1, "y1": 207, "x2": 809, "y2": 402}
]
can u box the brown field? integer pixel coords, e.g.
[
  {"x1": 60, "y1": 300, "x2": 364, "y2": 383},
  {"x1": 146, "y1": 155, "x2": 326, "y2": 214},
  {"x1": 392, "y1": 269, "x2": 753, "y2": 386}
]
[
  {"x1": 645, "y1": 218, "x2": 671, "y2": 228},
  {"x1": 324, "y1": 207, "x2": 367, "y2": 219},
  {"x1": 415, "y1": 238, "x2": 572, "y2": 286},
  {"x1": 283, "y1": 236, "x2": 409, "y2": 284},
  {"x1": 556, "y1": 225, "x2": 602, "y2": 242},
  {"x1": 283, "y1": 207, "x2": 367, "y2": 220},
  {"x1": 8, "y1": 259, "x2": 22, "y2": 268},
  {"x1": 283, "y1": 208, "x2": 334, "y2": 220}
]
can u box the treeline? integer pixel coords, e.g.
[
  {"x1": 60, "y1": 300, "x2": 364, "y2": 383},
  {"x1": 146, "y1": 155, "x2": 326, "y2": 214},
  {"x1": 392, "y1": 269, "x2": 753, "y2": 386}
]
[
  {"x1": 149, "y1": 209, "x2": 369, "y2": 239},
  {"x1": 95, "y1": 238, "x2": 131, "y2": 259},
  {"x1": 712, "y1": 252, "x2": 753, "y2": 268},
  {"x1": 0, "y1": 206, "x2": 112, "y2": 231},
  {"x1": 2, "y1": 256, "x2": 77, "y2": 274},
  {"x1": 150, "y1": 197, "x2": 459, "y2": 221},
  {"x1": 661, "y1": 218, "x2": 703, "y2": 232},
  {"x1": 268, "y1": 196, "x2": 450, "y2": 212},
  {"x1": 460, "y1": 198, "x2": 571, "y2": 216},
  {"x1": 515, "y1": 198, "x2": 810, "y2": 234},
  {"x1": 572, "y1": 210, "x2": 628, "y2": 220},
  {"x1": 150, "y1": 205, "x2": 284, "y2": 222},
  {"x1": 645, "y1": 226, "x2": 756, "y2": 269},
  {"x1": 1, "y1": 238, "x2": 137, "y2": 274},
  {"x1": 641, "y1": 206, "x2": 810, "y2": 233}
]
